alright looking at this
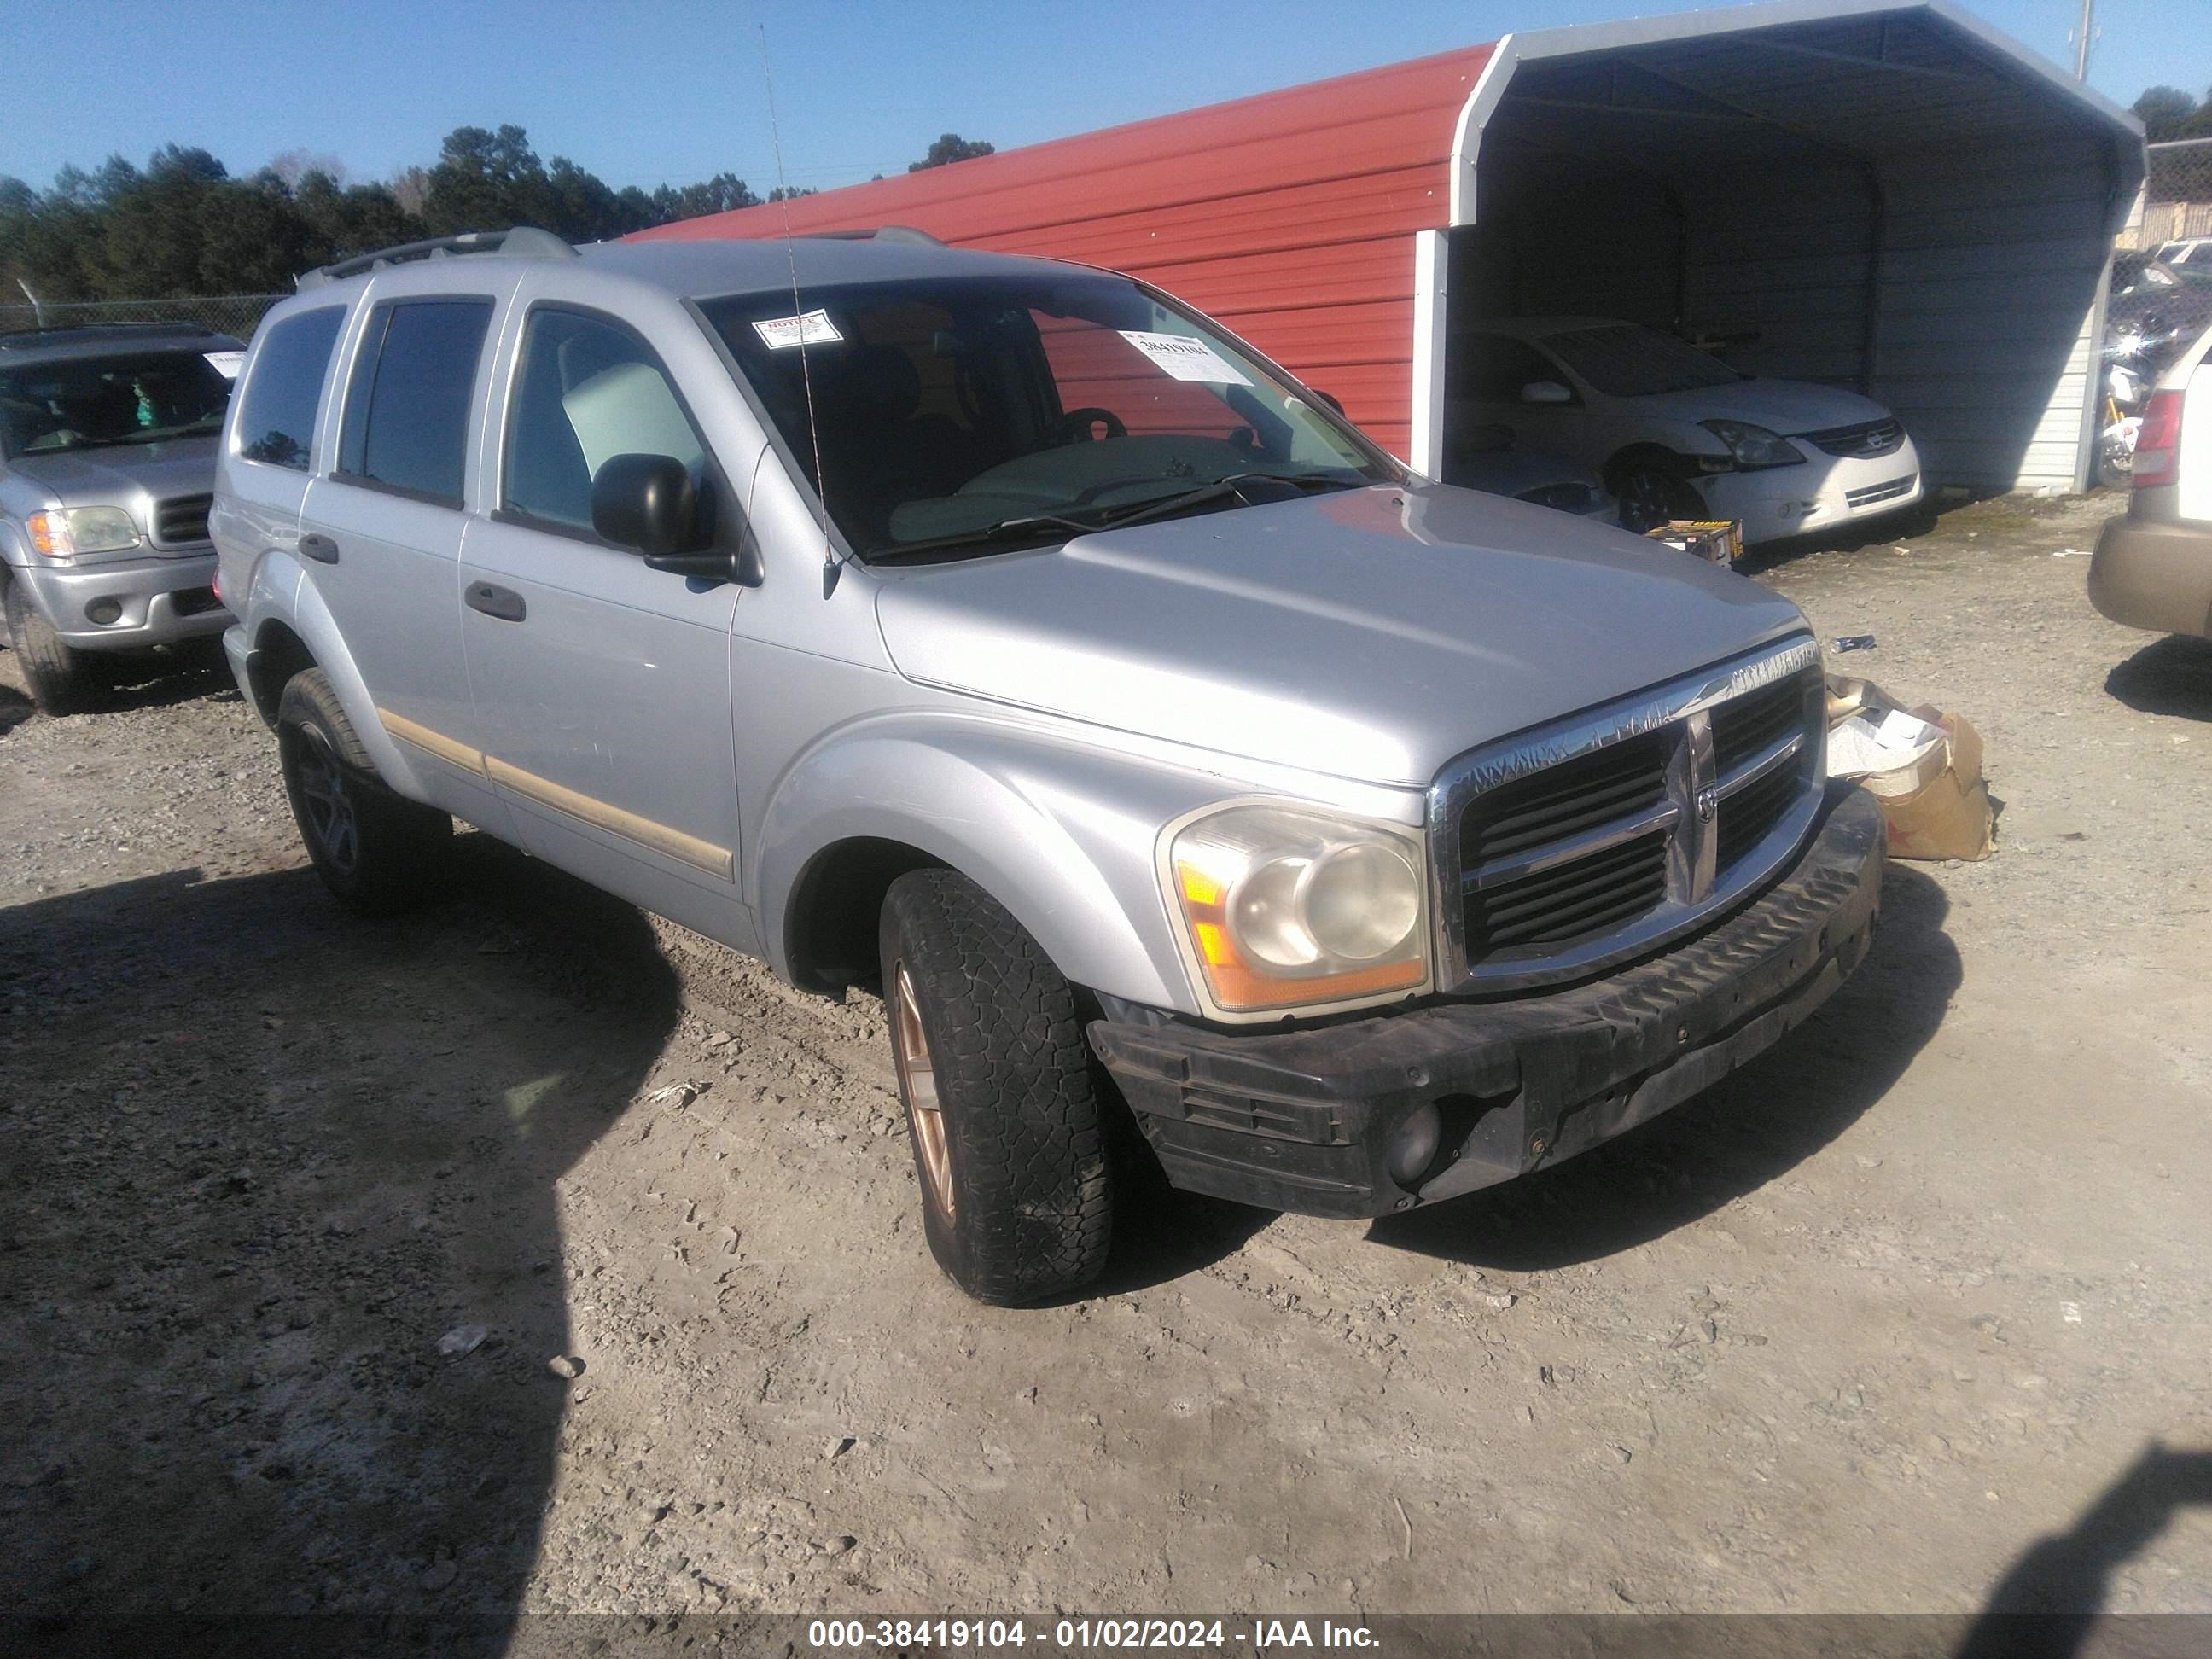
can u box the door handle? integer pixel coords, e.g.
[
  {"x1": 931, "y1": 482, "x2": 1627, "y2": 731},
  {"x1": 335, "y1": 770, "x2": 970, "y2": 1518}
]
[
  {"x1": 298, "y1": 533, "x2": 339, "y2": 564},
  {"x1": 465, "y1": 581, "x2": 527, "y2": 623}
]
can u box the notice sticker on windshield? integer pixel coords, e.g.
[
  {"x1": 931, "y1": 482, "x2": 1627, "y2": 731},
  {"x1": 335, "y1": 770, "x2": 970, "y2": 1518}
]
[
  {"x1": 751, "y1": 310, "x2": 843, "y2": 350},
  {"x1": 203, "y1": 350, "x2": 244, "y2": 379},
  {"x1": 1118, "y1": 330, "x2": 1250, "y2": 386}
]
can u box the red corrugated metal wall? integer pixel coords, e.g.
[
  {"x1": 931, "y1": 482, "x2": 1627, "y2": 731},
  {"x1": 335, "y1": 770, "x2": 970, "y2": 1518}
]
[{"x1": 633, "y1": 45, "x2": 1493, "y2": 457}]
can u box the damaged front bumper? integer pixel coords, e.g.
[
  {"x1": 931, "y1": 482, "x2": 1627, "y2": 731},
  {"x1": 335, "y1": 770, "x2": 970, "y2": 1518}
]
[{"x1": 1090, "y1": 784, "x2": 1885, "y2": 1219}]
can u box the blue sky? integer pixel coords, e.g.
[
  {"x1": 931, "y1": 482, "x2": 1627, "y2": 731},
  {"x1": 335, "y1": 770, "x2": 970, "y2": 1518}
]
[{"x1": 1, "y1": 0, "x2": 2201, "y2": 196}]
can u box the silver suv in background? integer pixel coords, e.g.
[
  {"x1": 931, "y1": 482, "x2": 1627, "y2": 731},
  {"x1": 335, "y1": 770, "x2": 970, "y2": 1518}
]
[
  {"x1": 1, "y1": 324, "x2": 242, "y2": 712},
  {"x1": 213, "y1": 227, "x2": 1885, "y2": 1304},
  {"x1": 2091, "y1": 318, "x2": 2212, "y2": 643}
]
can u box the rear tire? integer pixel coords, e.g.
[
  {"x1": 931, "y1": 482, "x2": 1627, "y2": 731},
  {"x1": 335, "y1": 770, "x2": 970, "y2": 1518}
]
[
  {"x1": 878, "y1": 869, "x2": 1114, "y2": 1304},
  {"x1": 276, "y1": 667, "x2": 451, "y2": 914},
  {"x1": 4, "y1": 579, "x2": 93, "y2": 715}
]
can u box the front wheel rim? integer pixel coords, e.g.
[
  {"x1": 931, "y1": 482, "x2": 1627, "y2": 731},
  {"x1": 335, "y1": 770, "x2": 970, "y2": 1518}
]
[
  {"x1": 295, "y1": 728, "x2": 359, "y2": 875},
  {"x1": 890, "y1": 961, "x2": 955, "y2": 1225}
]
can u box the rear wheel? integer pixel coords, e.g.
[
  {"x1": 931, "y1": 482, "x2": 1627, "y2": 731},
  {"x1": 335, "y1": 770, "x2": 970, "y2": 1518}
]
[
  {"x1": 4, "y1": 579, "x2": 94, "y2": 715},
  {"x1": 878, "y1": 869, "x2": 1114, "y2": 1304},
  {"x1": 276, "y1": 667, "x2": 451, "y2": 914}
]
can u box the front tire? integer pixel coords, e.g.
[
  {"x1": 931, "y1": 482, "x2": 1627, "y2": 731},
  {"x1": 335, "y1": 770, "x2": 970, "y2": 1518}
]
[
  {"x1": 878, "y1": 870, "x2": 1114, "y2": 1304},
  {"x1": 1610, "y1": 457, "x2": 1704, "y2": 533},
  {"x1": 276, "y1": 667, "x2": 451, "y2": 914},
  {"x1": 4, "y1": 579, "x2": 94, "y2": 715}
]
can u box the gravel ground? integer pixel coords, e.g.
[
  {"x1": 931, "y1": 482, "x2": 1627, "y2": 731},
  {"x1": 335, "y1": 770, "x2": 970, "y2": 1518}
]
[{"x1": 3, "y1": 495, "x2": 2209, "y2": 1633}]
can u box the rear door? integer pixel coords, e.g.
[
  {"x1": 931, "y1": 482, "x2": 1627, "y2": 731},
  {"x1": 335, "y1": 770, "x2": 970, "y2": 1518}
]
[
  {"x1": 299, "y1": 288, "x2": 506, "y2": 826},
  {"x1": 212, "y1": 303, "x2": 349, "y2": 622},
  {"x1": 457, "y1": 294, "x2": 750, "y2": 944}
]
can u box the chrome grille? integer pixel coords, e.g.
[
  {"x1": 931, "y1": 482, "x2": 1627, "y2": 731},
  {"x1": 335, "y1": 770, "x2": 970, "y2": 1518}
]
[
  {"x1": 154, "y1": 493, "x2": 212, "y2": 545},
  {"x1": 1428, "y1": 638, "x2": 1825, "y2": 993},
  {"x1": 1801, "y1": 418, "x2": 1904, "y2": 459}
]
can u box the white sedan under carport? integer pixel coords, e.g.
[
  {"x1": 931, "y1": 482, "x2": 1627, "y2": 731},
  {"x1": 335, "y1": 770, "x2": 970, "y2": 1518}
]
[{"x1": 1447, "y1": 317, "x2": 1924, "y2": 545}]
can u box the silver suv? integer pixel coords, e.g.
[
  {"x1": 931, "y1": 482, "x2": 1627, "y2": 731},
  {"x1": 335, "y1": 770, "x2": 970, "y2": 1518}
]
[
  {"x1": 2, "y1": 324, "x2": 241, "y2": 712},
  {"x1": 212, "y1": 227, "x2": 1885, "y2": 1304}
]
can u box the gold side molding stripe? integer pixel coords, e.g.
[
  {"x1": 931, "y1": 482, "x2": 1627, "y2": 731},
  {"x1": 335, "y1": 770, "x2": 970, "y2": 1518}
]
[
  {"x1": 380, "y1": 708, "x2": 486, "y2": 775},
  {"x1": 377, "y1": 709, "x2": 734, "y2": 881}
]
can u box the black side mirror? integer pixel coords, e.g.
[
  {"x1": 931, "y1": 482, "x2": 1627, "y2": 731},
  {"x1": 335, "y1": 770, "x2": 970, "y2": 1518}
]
[
  {"x1": 1313, "y1": 389, "x2": 1346, "y2": 416},
  {"x1": 591, "y1": 454, "x2": 763, "y2": 585},
  {"x1": 592, "y1": 453, "x2": 696, "y2": 557}
]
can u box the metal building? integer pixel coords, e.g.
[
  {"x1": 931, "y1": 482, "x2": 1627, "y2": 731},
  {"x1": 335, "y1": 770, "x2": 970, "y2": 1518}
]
[{"x1": 641, "y1": 0, "x2": 2144, "y2": 495}]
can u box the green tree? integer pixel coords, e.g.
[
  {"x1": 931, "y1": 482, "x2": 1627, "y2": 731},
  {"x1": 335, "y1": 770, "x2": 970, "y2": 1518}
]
[
  {"x1": 908, "y1": 133, "x2": 995, "y2": 172},
  {"x1": 2133, "y1": 86, "x2": 2199, "y2": 143}
]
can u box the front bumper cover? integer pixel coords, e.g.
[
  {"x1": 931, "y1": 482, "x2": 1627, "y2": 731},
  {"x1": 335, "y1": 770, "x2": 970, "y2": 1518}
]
[
  {"x1": 15, "y1": 551, "x2": 228, "y2": 649},
  {"x1": 1090, "y1": 784, "x2": 1885, "y2": 1219}
]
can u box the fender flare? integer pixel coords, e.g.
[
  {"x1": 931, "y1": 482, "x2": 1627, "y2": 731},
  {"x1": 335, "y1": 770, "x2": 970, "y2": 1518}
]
[
  {"x1": 754, "y1": 715, "x2": 1231, "y2": 1012},
  {"x1": 262, "y1": 564, "x2": 436, "y2": 801}
]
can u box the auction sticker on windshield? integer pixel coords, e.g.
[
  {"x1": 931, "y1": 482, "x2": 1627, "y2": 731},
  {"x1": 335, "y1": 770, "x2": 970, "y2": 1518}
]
[
  {"x1": 1118, "y1": 330, "x2": 1250, "y2": 386},
  {"x1": 753, "y1": 310, "x2": 845, "y2": 350},
  {"x1": 203, "y1": 351, "x2": 245, "y2": 379}
]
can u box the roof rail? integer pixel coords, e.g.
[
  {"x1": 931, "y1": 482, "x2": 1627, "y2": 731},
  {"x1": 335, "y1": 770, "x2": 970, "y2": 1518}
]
[
  {"x1": 808, "y1": 225, "x2": 945, "y2": 247},
  {"x1": 296, "y1": 225, "x2": 577, "y2": 291}
]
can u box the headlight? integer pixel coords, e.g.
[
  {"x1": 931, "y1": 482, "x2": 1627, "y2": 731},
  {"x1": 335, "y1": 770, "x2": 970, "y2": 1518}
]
[
  {"x1": 1699, "y1": 420, "x2": 1803, "y2": 470},
  {"x1": 26, "y1": 506, "x2": 143, "y2": 557},
  {"x1": 1164, "y1": 802, "x2": 1429, "y2": 1015}
]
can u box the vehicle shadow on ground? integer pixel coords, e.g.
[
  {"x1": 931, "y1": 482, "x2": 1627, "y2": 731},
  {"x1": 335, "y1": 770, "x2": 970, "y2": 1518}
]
[
  {"x1": 0, "y1": 841, "x2": 683, "y2": 1644},
  {"x1": 85, "y1": 645, "x2": 238, "y2": 714},
  {"x1": 2104, "y1": 635, "x2": 2212, "y2": 722},
  {"x1": 1368, "y1": 863, "x2": 1958, "y2": 1272},
  {"x1": 0, "y1": 680, "x2": 31, "y2": 737},
  {"x1": 1955, "y1": 1442, "x2": 2212, "y2": 1656}
]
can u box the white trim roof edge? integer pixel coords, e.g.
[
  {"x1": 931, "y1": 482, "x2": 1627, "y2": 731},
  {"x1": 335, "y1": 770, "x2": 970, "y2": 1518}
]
[{"x1": 1447, "y1": 0, "x2": 2146, "y2": 227}]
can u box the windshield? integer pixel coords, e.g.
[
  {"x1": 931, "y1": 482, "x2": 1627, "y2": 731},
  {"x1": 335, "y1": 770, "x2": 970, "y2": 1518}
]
[
  {"x1": 0, "y1": 349, "x2": 234, "y2": 459},
  {"x1": 1540, "y1": 325, "x2": 1747, "y2": 399},
  {"x1": 699, "y1": 273, "x2": 1394, "y2": 559}
]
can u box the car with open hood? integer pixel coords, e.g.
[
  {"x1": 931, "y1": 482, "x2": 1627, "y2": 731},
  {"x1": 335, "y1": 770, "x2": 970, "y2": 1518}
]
[{"x1": 212, "y1": 227, "x2": 1884, "y2": 1304}]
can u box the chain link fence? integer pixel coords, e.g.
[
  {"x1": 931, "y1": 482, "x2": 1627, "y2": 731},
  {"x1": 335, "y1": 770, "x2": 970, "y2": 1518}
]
[
  {"x1": 2121, "y1": 138, "x2": 2212, "y2": 252},
  {"x1": 0, "y1": 294, "x2": 286, "y2": 341}
]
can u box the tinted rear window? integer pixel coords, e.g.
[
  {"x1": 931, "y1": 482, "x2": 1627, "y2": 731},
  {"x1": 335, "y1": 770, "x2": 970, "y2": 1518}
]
[
  {"x1": 235, "y1": 308, "x2": 345, "y2": 469},
  {"x1": 338, "y1": 299, "x2": 493, "y2": 504}
]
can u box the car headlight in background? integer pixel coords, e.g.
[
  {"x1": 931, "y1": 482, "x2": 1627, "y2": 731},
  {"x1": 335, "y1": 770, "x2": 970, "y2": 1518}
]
[
  {"x1": 1165, "y1": 802, "x2": 1429, "y2": 1015},
  {"x1": 1699, "y1": 420, "x2": 1803, "y2": 471},
  {"x1": 26, "y1": 506, "x2": 143, "y2": 557}
]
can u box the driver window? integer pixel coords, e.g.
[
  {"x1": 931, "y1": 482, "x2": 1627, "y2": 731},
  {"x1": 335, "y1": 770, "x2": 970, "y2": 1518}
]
[
  {"x1": 504, "y1": 309, "x2": 706, "y2": 534},
  {"x1": 1452, "y1": 335, "x2": 1561, "y2": 403}
]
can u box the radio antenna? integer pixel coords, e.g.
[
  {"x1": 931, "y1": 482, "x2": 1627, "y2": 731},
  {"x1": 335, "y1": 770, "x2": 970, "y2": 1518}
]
[{"x1": 756, "y1": 21, "x2": 840, "y2": 593}]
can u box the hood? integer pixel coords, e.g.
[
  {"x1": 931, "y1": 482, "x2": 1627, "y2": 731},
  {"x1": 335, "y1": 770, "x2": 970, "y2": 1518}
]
[
  {"x1": 5, "y1": 435, "x2": 219, "y2": 511},
  {"x1": 1633, "y1": 379, "x2": 1896, "y2": 438},
  {"x1": 873, "y1": 483, "x2": 1807, "y2": 788}
]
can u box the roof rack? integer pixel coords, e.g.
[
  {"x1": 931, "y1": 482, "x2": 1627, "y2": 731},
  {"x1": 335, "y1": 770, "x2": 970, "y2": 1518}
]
[
  {"x1": 807, "y1": 225, "x2": 945, "y2": 247},
  {"x1": 297, "y1": 225, "x2": 577, "y2": 291},
  {"x1": 0, "y1": 322, "x2": 221, "y2": 349}
]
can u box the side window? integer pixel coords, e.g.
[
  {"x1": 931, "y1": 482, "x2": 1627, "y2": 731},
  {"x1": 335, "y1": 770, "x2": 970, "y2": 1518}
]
[
  {"x1": 1452, "y1": 335, "x2": 1563, "y2": 402},
  {"x1": 337, "y1": 298, "x2": 494, "y2": 505},
  {"x1": 503, "y1": 308, "x2": 706, "y2": 533},
  {"x1": 235, "y1": 307, "x2": 345, "y2": 469}
]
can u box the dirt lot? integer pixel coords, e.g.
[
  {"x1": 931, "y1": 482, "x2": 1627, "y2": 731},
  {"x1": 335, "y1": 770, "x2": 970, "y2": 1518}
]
[{"x1": 3, "y1": 494, "x2": 2209, "y2": 1632}]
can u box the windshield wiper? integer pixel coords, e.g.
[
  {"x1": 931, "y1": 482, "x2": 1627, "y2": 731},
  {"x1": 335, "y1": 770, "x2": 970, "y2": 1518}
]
[
  {"x1": 1092, "y1": 470, "x2": 1354, "y2": 532},
  {"x1": 864, "y1": 512, "x2": 1103, "y2": 563},
  {"x1": 110, "y1": 414, "x2": 225, "y2": 446},
  {"x1": 864, "y1": 474, "x2": 1356, "y2": 564}
]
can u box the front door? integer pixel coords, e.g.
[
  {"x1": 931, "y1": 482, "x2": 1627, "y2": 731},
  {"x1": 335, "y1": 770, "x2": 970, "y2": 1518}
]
[{"x1": 459, "y1": 300, "x2": 753, "y2": 947}]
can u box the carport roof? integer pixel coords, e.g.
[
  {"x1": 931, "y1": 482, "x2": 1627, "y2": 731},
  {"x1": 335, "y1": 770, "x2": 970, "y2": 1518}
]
[{"x1": 1452, "y1": 0, "x2": 2145, "y2": 222}]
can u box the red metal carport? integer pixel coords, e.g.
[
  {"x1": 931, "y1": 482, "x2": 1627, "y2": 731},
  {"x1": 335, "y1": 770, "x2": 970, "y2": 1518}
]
[{"x1": 637, "y1": 0, "x2": 2142, "y2": 495}]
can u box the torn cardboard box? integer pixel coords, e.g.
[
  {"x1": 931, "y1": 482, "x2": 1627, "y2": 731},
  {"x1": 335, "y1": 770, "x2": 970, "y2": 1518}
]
[{"x1": 1825, "y1": 676, "x2": 1996, "y2": 861}]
